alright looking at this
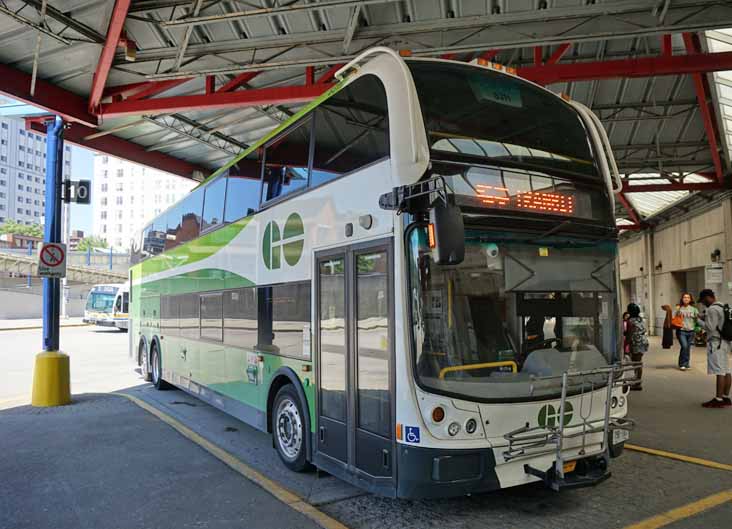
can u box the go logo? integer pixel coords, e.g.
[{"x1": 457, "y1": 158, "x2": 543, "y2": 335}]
[
  {"x1": 537, "y1": 401, "x2": 573, "y2": 428},
  {"x1": 263, "y1": 213, "x2": 304, "y2": 270}
]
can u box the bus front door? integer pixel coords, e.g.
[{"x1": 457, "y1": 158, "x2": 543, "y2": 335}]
[{"x1": 315, "y1": 241, "x2": 394, "y2": 492}]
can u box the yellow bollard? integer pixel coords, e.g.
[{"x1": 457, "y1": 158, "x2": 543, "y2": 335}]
[{"x1": 31, "y1": 351, "x2": 71, "y2": 407}]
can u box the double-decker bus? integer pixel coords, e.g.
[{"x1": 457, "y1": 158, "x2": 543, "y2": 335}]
[
  {"x1": 84, "y1": 282, "x2": 128, "y2": 329},
  {"x1": 129, "y1": 48, "x2": 634, "y2": 498}
]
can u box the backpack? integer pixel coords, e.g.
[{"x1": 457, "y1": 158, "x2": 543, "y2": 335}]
[{"x1": 718, "y1": 304, "x2": 732, "y2": 342}]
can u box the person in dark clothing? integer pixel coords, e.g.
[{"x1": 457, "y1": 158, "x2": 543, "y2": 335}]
[
  {"x1": 625, "y1": 303, "x2": 648, "y2": 390},
  {"x1": 661, "y1": 304, "x2": 674, "y2": 350}
]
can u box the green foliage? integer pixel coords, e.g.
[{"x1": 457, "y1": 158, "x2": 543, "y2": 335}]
[
  {"x1": 76, "y1": 235, "x2": 109, "y2": 252},
  {"x1": 0, "y1": 220, "x2": 43, "y2": 238}
]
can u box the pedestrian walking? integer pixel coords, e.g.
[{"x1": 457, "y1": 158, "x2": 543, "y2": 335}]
[
  {"x1": 622, "y1": 311, "x2": 631, "y2": 357},
  {"x1": 673, "y1": 293, "x2": 699, "y2": 370},
  {"x1": 626, "y1": 303, "x2": 648, "y2": 390},
  {"x1": 697, "y1": 289, "x2": 732, "y2": 408}
]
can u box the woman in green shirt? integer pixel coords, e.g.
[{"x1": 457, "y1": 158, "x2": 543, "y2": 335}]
[{"x1": 675, "y1": 292, "x2": 699, "y2": 370}]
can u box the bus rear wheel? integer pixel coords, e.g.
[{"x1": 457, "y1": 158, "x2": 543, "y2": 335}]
[
  {"x1": 151, "y1": 343, "x2": 171, "y2": 390},
  {"x1": 140, "y1": 342, "x2": 151, "y2": 382},
  {"x1": 272, "y1": 385, "x2": 311, "y2": 472}
]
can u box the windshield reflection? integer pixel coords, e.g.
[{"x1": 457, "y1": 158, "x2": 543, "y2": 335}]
[{"x1": 409, "y1": 227, "x2": 619, "y2": 401}]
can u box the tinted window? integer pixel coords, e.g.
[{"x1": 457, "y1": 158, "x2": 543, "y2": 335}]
[
  {"x1": 202, "y1": 177, "x2": 227, "y2": 232},
  {"x1": 179, "y1": 293, "x2": 200, "y2": 339},
  {"x1": 311, "y1": 75, "x2": 389, "y2": 186},
  {"x1": 177, "y1": 190, "x2": 204, "y2": 245},
  {"x1": 258, "y1": 282, "x2": 311, "y2": 359},
  {"x1": 200, "y1": 293, "x2": 223, "y2": 342},
  {"x1": 262, "y1": 117, "x2": 311, "y2": 203},
  {"x1": 143, "y1": 220, "x2": 165, "y2": 257},
  {"x1": 408, "y1": 61, "x2": 597, "y2": 178},
  {"x1": 164, "y1": 203, "x2": 183, "y2": 251},
  {"x1": 319, "y1": 257, "x2": 346, "y2": 421},
  {"x1": 224, "y1": 288, "x2": 257, "y2": 349},
  {"x1": 225, "y1": 153, "x2": 262, "y2": 222}
]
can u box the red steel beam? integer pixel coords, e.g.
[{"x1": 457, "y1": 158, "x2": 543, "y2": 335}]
[
  {"x1": 217, "y1": 71, "x2": 262, "y2": 93},
  {"x1": 546, "y1": 43, "x2": 571, "y2": 65},
  {"x1": 102, "y1": 81, "x2": 149, "y2": 100},
  {"x1": 618, "y1": 224, "x2": 644, "y2": 231},
  {"x1": 205, "y1": 75, "x2": 215, "y2": 95},
  {"x1": 0, "y1": 63, "x2": 97, "y2": 127},
  {"x1": 617, "y1": 192, "x2": 641, "y2": 225},
  {"x1": 88, "y1": 0, "x2": 132, "y2": 113},
  {"x1": 126, "y1": 78, "x2": 192, "y2": 102},
  {"x1": 622, "y1": 182, "x2": 724, "y2": 193},
  {"x1": 683, "y1": 32, "x2": 725, "y2": 184},
  {"x1": 662, "y1": 34, "x2": 673, "y2": 57},
  {"x1": 99, "y1": 83, "x2": 334, "y2": 118},
  {"x1": 25, "y1": 118, "x2": 206, "y2": 181},
  {"x1": 316, "y1": 64, "x2": 344, "y2": 84},
  {"x1": 518, "y1": 51, "x2": 732, "y2": 85}
]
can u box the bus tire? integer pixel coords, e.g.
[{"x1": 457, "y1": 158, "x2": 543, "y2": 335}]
[
  {"x1": 151, "y1": 342, "x2": 172, "y2": 391},
  {"x1": 139, "y1": 340, "x2": 152, "y2": 382},
  {"x1": 272, "y1": 385, "x2": 311, "y2": 472}
]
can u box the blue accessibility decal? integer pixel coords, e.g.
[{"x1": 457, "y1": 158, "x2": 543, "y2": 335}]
[{"x1": 404, "y1": 426, "x2": 421, "y2": 444}]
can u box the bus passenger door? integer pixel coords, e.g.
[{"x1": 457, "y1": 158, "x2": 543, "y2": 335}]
[{"x1": 315, "y1": 241, "x2": 394, "y2": 490}]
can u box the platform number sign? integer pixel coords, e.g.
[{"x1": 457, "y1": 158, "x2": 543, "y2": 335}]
[
  {"x1": 63, "y1": 179, "x2": 91, "y2": 204},
  {"x1": 38, "y1": 242, "x2": 67, "y2": 279}
]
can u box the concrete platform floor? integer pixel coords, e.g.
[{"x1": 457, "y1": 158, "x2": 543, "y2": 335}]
[{"x1": 1, "y1": 327, "x2": 731, "y2": 529}]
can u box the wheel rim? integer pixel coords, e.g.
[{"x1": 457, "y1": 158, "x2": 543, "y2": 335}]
[
  {"x1": 152, "y1": 348, "x2": 160, "y2": 383},
  {"x1": 275, "y1": 397, "x2": 302, "y2": 461}
]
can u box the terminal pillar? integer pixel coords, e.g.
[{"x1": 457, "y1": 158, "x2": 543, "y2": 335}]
[{"x1": 32, "y1": 115, "x2": 71, "y2": 407}]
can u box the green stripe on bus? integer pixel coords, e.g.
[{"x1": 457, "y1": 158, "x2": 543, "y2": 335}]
[
  {"x1": 139, "y1": 268, "x2": 254, "y2": 296},
  {"x1": 137, "y1": 216, "x2": 254, "y2": 278}
]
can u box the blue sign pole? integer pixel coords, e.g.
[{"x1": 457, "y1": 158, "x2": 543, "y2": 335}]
[
  {"x1": 27, "y1": 240, "x2": 33, "y2": 288},
  {"x1": 42, "y1": 116, "x2": 64, "y2": 352}
]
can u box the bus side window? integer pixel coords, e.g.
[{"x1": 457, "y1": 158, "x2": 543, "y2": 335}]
[
  {"x1": 202, "y1": 177, "x2": 227, "y2": 232},
  {"x1": 311, "y1": 74, "x2": 389, "y2": 187},
  {"x1": 261, "y1": 117, "x2": 311, "y2": 204},
  {"x1": 225, "y1": 153, "x2": 261, "y2": 222}
]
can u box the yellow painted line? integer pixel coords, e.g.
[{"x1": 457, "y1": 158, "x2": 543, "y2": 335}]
[
  {"x1": 0, "y1": 323, "x2": 90, "y2": 332},
  {"x1": 116, "y1": 392, "x2": 350, "y2": 529},
  {"x1": 622, "y1": 489, "x2": 732, "y2": 529},
  {"x1": 626, "y1": 444, "x2": 732, "y2": 472}
]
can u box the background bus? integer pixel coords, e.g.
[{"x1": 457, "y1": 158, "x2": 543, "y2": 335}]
[
  {"x1": 129, "y1": 48, "x2": 631, "y2": 498},
  {"x1": 84, "y1": 283, "x2": 128, "y2": 331}
]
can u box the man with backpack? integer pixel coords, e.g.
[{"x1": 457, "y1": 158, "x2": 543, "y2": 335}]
[{"x1": 698, "y1": 289, "x2": 732, "y2": 408}]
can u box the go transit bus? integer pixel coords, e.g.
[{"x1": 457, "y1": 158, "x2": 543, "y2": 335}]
[{"x1": 129, "y1": 48, "x2": 635, "y2": 498}]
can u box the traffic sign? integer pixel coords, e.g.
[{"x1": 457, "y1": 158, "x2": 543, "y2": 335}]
[{"x1": 38, "y1": 242, "x2": 67, "y2": 278}]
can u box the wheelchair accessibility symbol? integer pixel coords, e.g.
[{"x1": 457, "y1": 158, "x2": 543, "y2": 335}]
[{"x1": 405, "y1": 426, "x2": 420, "y2": 444}]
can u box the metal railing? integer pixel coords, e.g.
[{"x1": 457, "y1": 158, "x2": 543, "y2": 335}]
[{"x1": 0, "y1": 247, "x2": 130, "y2": 274}]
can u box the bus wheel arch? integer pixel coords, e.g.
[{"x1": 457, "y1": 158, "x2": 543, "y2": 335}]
[{"x1": 267, "y1": 368, "x2": 312, "y2": 469}]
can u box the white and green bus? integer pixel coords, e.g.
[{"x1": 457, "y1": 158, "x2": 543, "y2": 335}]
[{"x1": 129, "y1": 48, "x2": 634, "y2": 498}]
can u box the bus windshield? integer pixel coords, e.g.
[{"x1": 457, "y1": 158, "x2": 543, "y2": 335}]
[
  {"x1": 86, "y1": 288, "x2": 118, "y2": 313},
  {"x1": 408, "y1": 227, "x2": 619, "y2": 402},
  {"x1": 408, "y1": 61, "x2": 598, "y2": 179}
]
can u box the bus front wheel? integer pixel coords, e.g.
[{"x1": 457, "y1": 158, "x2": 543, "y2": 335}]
[
  {"x1": 151, "y1": 343, "x2": 172, "y2": 391},
  {"x1": 272, "y1": 385, "x2": 311, "y2": 472}
]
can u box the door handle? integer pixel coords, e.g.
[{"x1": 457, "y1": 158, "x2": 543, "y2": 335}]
[
  {"x1": 382, "y1": 449, "x2": 390, "y2": 470},
  {"x1": 319, "y1": 426, "x2": 325, "y2": 443}
]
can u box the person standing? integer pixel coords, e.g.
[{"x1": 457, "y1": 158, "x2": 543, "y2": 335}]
[
  {"x1": 626, "y1": 303, "x2": 648, "y2": 390},
  {"x1": 697, "y1": 289, "x2": 732, "y2": 408},
  {"x1": 661, "y1": 304, "x2": 674, "y2": 350},
  {"x1": 674, "y1": 293, "x2": 699, "y2": 370}
]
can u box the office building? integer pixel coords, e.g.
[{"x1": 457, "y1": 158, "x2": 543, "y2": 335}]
[
  {"x1": 0, "y1": 117, "x2": 72, "y2": 225},
  {"x1": 92, "y1": 155, "x2": 196, "y2": 250}
]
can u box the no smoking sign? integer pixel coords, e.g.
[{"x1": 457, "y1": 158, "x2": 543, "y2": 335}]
[{"x1": 38, "y1": 242, "x2": 67, "y2": 278}]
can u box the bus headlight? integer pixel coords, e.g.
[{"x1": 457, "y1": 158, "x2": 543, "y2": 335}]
[
  {"x1": 465, "y1": 418, "x2": 477, "y2": 434},
  {"x1": 448, "y1": 422, "x2": 461, "y2": 436}
]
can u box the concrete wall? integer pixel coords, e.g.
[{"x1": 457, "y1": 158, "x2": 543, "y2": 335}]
[
  {"x1": 0, "y1": 279, "x2": 92, "y2": 319},
  {"x1": 619, "y1": 198, "x2": 732, "y2": 334}
]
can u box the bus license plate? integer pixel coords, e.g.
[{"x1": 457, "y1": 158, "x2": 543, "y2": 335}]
[
  {"x1": 563, "y1": 461, "x2": 577, "y2": 474},
  {"x1": 613, "y1": 429, "x2": 630, "y2": 444}
]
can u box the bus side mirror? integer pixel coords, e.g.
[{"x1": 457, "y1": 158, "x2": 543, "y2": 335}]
[{"x1": 429, "y1": 201, "x2": 464, "y2": 265}]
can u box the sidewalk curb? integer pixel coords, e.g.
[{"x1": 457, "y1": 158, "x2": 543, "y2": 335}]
[{"x1": 0, "y1": 323, "x2": 91, "y2": 332}]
